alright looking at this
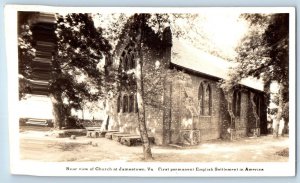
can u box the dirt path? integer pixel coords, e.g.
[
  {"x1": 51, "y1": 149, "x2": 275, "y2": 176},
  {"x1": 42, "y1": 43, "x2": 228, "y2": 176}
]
[{"x1": 19, "y1": 130, "x2": 289, "y2": 162}]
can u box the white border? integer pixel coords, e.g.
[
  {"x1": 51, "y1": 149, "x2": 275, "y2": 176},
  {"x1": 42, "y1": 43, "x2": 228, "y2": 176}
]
[{"x1": 5, "y1": 5, "x2": 296, "y2": 177}]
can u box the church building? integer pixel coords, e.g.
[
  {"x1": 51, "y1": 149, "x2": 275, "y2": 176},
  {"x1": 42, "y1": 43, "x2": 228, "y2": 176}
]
[{"x1": 105, "y1": 20, "x2": 267, "y2": 146}]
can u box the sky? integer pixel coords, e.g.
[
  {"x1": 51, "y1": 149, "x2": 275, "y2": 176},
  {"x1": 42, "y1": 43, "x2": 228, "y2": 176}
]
[
  {"x1": 199, "y1": 12, "x2": 248, "y2": 59},
  {"x1": 19, "y1": 95, "x2": 104, "y2": 120},
  {"x1": 19, "y1": 95, "x2": 53, "y2": 119}
]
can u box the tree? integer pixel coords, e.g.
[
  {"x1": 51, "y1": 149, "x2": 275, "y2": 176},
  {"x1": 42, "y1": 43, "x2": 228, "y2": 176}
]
[
  {"x1": 222, "y1": 13, "x2": 289, "y2": 137},
  {"x1": 18, "y1": 13, "x2": 111, "y2": 129},
  {"x1": 100, "y1": 13, "x2": 208, "y2": 160}
]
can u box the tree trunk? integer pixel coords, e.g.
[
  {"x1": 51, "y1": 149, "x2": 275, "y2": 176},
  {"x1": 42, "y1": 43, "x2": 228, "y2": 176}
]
[
  {"x1": 281, "y1": 102, "x2": 289, "y2": 136},
  {"x1": 282, "y1": 119, "x2": 288, "y2": 136},
  {"x1": 50, "y1": 92, "x2": 64, "y2": 129},
  {"x1": 162, "y1": 78, "x2": 172, "y2": 145},
  {"x1": 136, "y1": 54, "x2": 153, "y2": 160},
  {"x1": 273, "y1": 83, "x2": 284, "y2": 138},
  {"x1": 135, "y1": 15, "x2": 153, "y2": 160}
]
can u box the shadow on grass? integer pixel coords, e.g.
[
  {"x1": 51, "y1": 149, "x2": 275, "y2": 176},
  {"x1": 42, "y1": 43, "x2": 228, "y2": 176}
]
[{"x1": 48, "y1": 142, "x2": 87, "y2": 151}]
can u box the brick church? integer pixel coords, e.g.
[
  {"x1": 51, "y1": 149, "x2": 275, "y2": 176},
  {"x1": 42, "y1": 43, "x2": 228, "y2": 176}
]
[{"x1": 104, "y1": 20, "x2": 268, "y2": 146}]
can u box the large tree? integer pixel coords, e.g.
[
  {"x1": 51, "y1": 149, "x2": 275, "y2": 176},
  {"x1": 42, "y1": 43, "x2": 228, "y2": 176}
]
[
  {"x1": 18, "y1": 13, "x2": 111, "y2": 129},
  {"x1": 223, "y1": 13, "x2": 289, "y2": 137}
]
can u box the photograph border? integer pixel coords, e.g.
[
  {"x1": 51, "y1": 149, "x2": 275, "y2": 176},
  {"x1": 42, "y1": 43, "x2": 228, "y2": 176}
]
[{"x1": 3, "y1": 4, "x2": 296, "y2": 177}]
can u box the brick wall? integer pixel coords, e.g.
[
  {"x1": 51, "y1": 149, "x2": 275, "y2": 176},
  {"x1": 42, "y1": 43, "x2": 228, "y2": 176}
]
[
  {"x1": 108, "y1": 68, "x2": 266, "y2": 145},
  {"x1": 170, "y1": 73, "x2": 222, "y2": 143},
  {"x1": 107, "y1": 35, "x2": 169, "y2": 145}
]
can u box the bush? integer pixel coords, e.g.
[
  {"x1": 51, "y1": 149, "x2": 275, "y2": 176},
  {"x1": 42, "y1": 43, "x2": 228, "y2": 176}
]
[{"x1": 65, "y1": 116, "x2": 82, "y2": 129}]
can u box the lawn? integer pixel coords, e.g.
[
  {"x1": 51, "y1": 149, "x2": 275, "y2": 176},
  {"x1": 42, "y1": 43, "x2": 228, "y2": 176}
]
[{"x1": 19, "y1": 127, "x2": 289, "y2": 162}]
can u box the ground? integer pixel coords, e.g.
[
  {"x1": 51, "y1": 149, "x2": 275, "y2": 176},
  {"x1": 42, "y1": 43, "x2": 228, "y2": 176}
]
[{"x1": 19, "y1": 126, "x2": 289, "y2": 162}]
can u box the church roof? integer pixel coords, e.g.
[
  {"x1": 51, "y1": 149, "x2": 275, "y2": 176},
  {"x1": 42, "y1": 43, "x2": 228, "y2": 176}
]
[{"x1": 171, "y1": 39, "x2": 264, "y2": 91}]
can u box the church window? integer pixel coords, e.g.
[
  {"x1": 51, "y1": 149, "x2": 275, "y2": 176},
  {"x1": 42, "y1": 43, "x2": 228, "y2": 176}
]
[
  {"x1": 198, "y1": 83, "x2": 204, "y2": 115},
  {"x1": 135, "y1": 94, "x2": 139, "y2": 113},
  {"x1": 129, "y1": 94, "x2": 134, "y2": 113},
  {"x1": 123, "y1": 95, "x2": 128, "y2": 113},
  {"x1": 204, "y1": 84, "x2": 212, "y2": 115},
  {"x1": 233, "y1": 90, "x2": 241, "y2": 117},
  {"x1": 254, "y1": 94, "x2": 260, "y2": 117},
  {"x1": 117, "y1": 95, "x2": 121, "y2": 113}
]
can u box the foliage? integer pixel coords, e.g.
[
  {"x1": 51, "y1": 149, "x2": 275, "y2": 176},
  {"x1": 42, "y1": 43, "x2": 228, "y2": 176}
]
[
  {"x1": 271, "y1": 93, "x2": 280, "y2": 106},
  {"x1": 18, "y1": 24, "x2": 35, "y2": 78},
  {"x1": 54, "y1": 13, "x2": 111, "y2": 110},
  {"x1": 220, "y1": 14, "x2": 289, "y2": 97},
  {"x1": 95, "y1": 13, "x2": 131, "y2": 51},
  {"x1": 268, "y1": 108, "x2": 278, "y2": 115},
  {"x1": 18, "y1": 13, "x2": 112, "y2": 128}
]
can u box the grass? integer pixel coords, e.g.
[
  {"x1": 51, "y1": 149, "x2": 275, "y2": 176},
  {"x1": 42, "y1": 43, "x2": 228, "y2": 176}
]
[
  {"x1": 48, "y1": 142, "x2": 85, "y2": 151},
  {"x1": 275, "y1": 148, "x2": 289, "y2": 157}
]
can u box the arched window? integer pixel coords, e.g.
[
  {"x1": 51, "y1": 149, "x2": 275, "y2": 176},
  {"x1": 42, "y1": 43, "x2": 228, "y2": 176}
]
[
  {"x1": 126, "y1": 53, "x2": 136, "y2": 70},
  {"x1": 124, "y1": 56, "x2": 128, "y2": 71},
  {"x1": 237, "y1": 91, "x2": 241, "y2": 116},
  {"x1": 120, "y1": 44, "x2": 137, "y2": 71},
  {"x1": 129, "y1": 94, "x2": 134, "y2": 113},
  {"x1": 233, "y1": 90, "x2": 241, "y2": 117},
  {"x1": 127, "y1": 55, "x2": 131, "y2": 69},
  {"x1": 123, "y1": 95, "x2": 128, "y2": 113},
  {"x1": 131, "y1": 54, "x2": 135, "y2": 69},
  {"x1": 204, "y1": 84, "x2": 212, "y2": 115},
  {"x1": 254, "y1": 94, "x2": 260, "y2": 116},
  {"x1": 117, "y1": 96, "x2": 121, "y2": 113},
  {"x1": 198, "y1": 83, "x2": 204, "y2": 115}
]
